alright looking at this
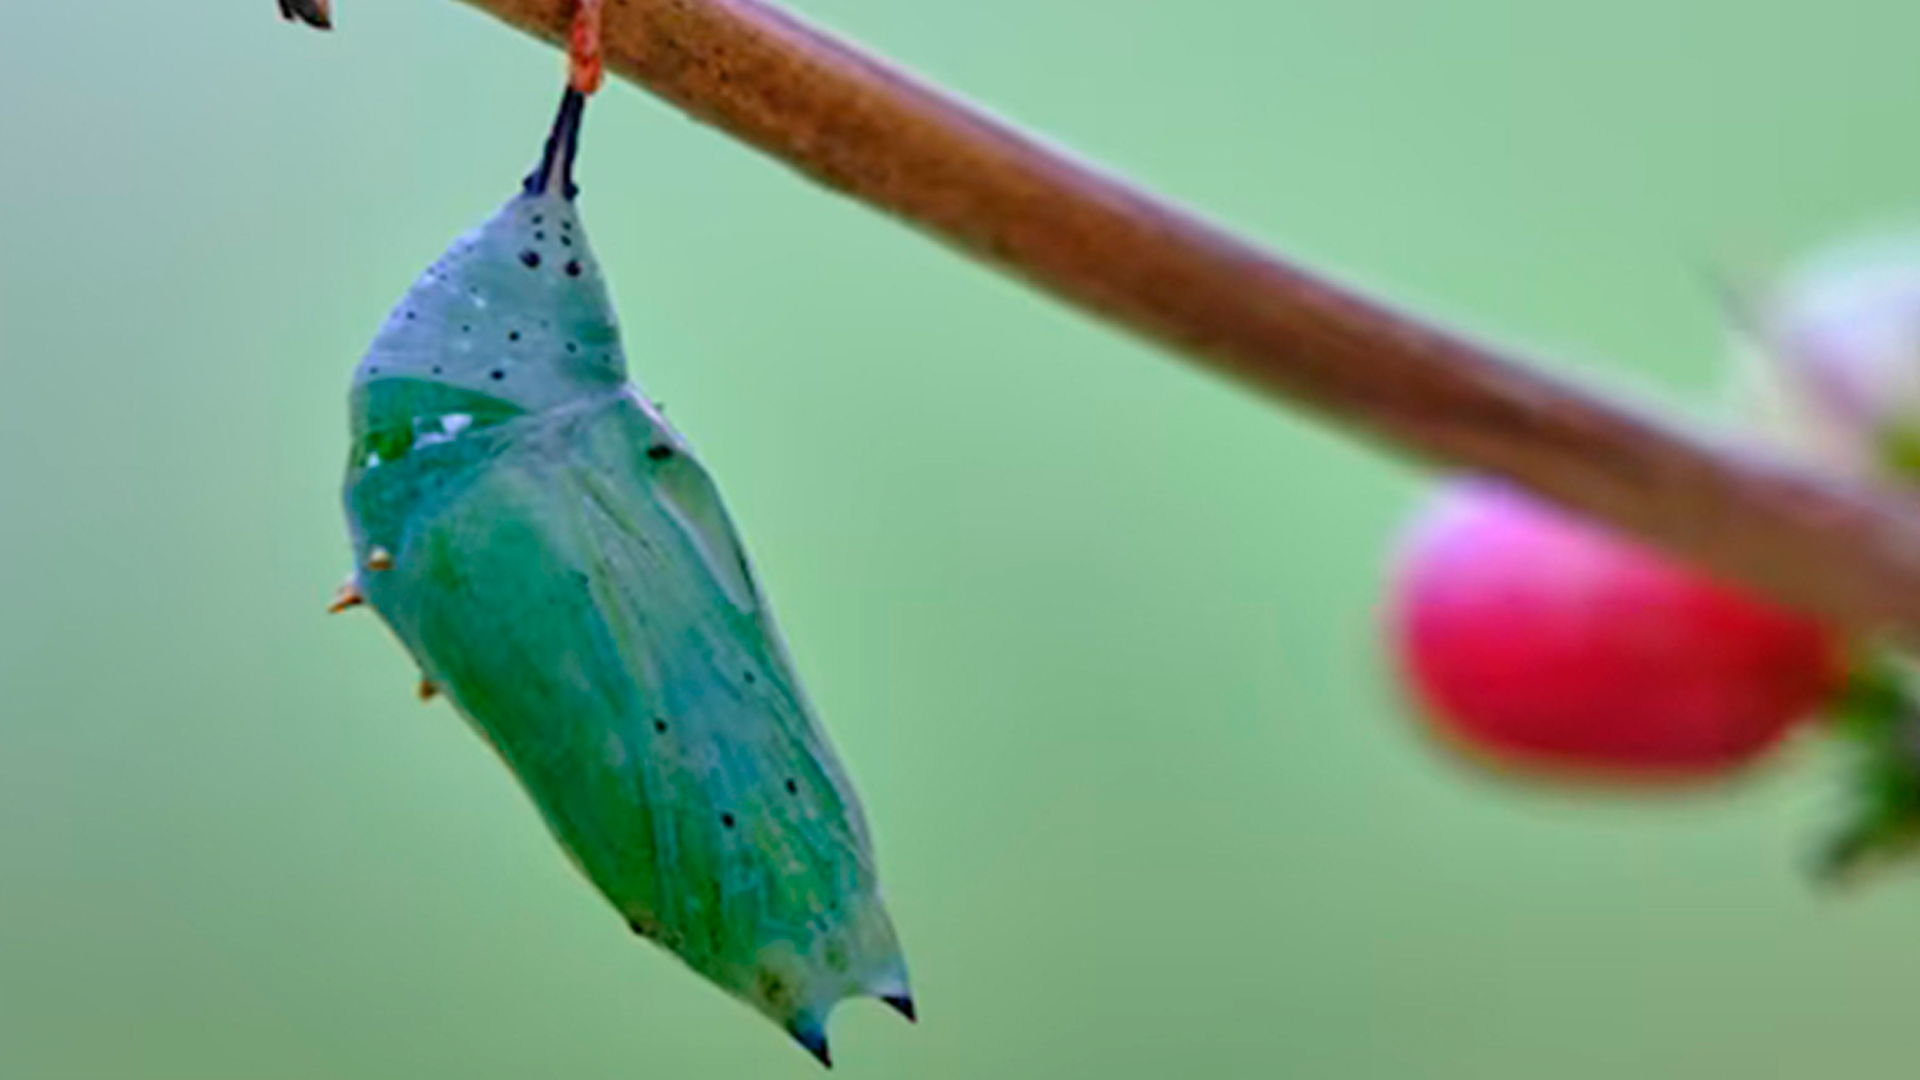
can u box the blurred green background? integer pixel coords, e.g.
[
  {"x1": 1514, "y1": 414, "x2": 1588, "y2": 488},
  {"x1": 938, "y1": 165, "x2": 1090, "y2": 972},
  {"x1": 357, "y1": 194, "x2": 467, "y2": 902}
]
[{"x1": 6, "y1": 2, "x2": 1920, "y2": 1077}]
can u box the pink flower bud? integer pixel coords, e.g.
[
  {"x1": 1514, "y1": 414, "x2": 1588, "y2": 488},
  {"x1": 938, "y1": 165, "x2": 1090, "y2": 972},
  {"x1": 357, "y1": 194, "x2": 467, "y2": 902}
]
[
  {"x1": 1754, "y1": 233, "x2": 1920, "y2": 478},
  {"x1": 1391, "y1": 481, "x2": 1844, "y2": 783}
]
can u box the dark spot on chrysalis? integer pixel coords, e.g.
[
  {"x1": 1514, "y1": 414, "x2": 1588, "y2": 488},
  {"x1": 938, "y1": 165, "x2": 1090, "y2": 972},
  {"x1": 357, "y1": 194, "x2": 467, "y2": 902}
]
[
  {"x1": 561, "y1": 235, "x2": 573, "y2": 247},
  {"x1": 653, "y1": 718, "x2": 667, "y2": 733},
  {"x1": 565, "y1": 260, "x2": 582, "y2": 277},
  {"x1": 431, "y1": 366, "x2": 443, "y2": 375},
  {"x1": 743, "y1": 671, "x2": 757, "y2": 685},
  {"x1": 368, "y1": 365, "x2": 380, "y2": 375},
  {"x1": 534, "y1": 231, "x2": 546, "y2": 241},
  {"x1": 520, "y1": 250, "x2": 541, "y2": 268},
  {"x1": 508, "y1": 330, "x2": 521, "y2": 342},
  {"x1": 461, "y1": 324, "x2": 471, "y2": 334},
  {"x1": 533, "y1": 214, "x2": 544, "y2": 225},
  {"x1": 757, "y1": 969, "x2": 793, "y2": 1012},
  {"x1": 646, "y1": 444, "x2": 673, "y2": 461},
  {"x1": 785, "y1": 779, "x2": 799, "y2": 795},
  {"x1": 720, "y1": 813, "x2": 736, "y2": 829},
  {"x1": 404, "y1": 311, "x2": 416, "y2": 320},
  {"x1": 490, "y1": 369, "x2": 505, "y2": 381},
  {"x1": 565, "y1": 342, "x2": 578, "y2": 353}
]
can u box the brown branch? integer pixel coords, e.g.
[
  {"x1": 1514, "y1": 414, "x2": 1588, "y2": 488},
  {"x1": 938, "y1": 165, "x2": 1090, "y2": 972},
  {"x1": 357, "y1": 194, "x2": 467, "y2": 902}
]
[{"x1": 453, "y1": 0, "x2": 1920, "y2": 637}]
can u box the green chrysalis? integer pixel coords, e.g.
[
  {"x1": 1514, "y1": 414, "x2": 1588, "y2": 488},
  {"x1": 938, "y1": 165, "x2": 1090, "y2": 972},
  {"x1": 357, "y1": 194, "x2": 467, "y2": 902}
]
[{"x1": 340, "y1": 89, "x2": 910, "y2": 1065}]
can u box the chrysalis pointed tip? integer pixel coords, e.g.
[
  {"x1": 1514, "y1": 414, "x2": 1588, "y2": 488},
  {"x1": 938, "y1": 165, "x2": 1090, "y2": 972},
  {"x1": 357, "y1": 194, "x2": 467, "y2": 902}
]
[
  {"x1": 790, "y1": 1023, "x2": 832, "y2": 1069},
  {"x1": 524, "y1": 87, "x2": 588, "y2": 201},
  {"x1": 881, "y1": 993, "x2": 917, "y2": 1023}
]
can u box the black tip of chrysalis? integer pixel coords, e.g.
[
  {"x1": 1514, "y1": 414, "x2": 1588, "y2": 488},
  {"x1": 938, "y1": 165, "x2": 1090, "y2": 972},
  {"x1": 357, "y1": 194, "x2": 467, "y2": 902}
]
[
  {"x1": 881, "y1": 993, "x2": 917, "y2": 1023},
  {"x1": 790, "y1": 1023, "x2": 832, "y2": 1069},
  {"x1": 525, "y1": 87, "x2": 588, "y2": 201}
]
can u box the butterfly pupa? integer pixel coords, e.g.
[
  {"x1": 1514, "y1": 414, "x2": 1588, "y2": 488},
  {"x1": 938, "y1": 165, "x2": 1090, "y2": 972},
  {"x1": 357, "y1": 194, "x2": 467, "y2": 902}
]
[{"x1": 340, "y1": 88, "x2": 910, "y2": 1065}]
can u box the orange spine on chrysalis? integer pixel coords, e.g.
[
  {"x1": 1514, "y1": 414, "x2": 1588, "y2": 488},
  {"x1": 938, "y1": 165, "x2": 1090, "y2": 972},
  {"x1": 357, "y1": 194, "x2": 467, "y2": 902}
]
[{"x1": 328, "y1": 579, "x2": 366, "y2": 614}]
